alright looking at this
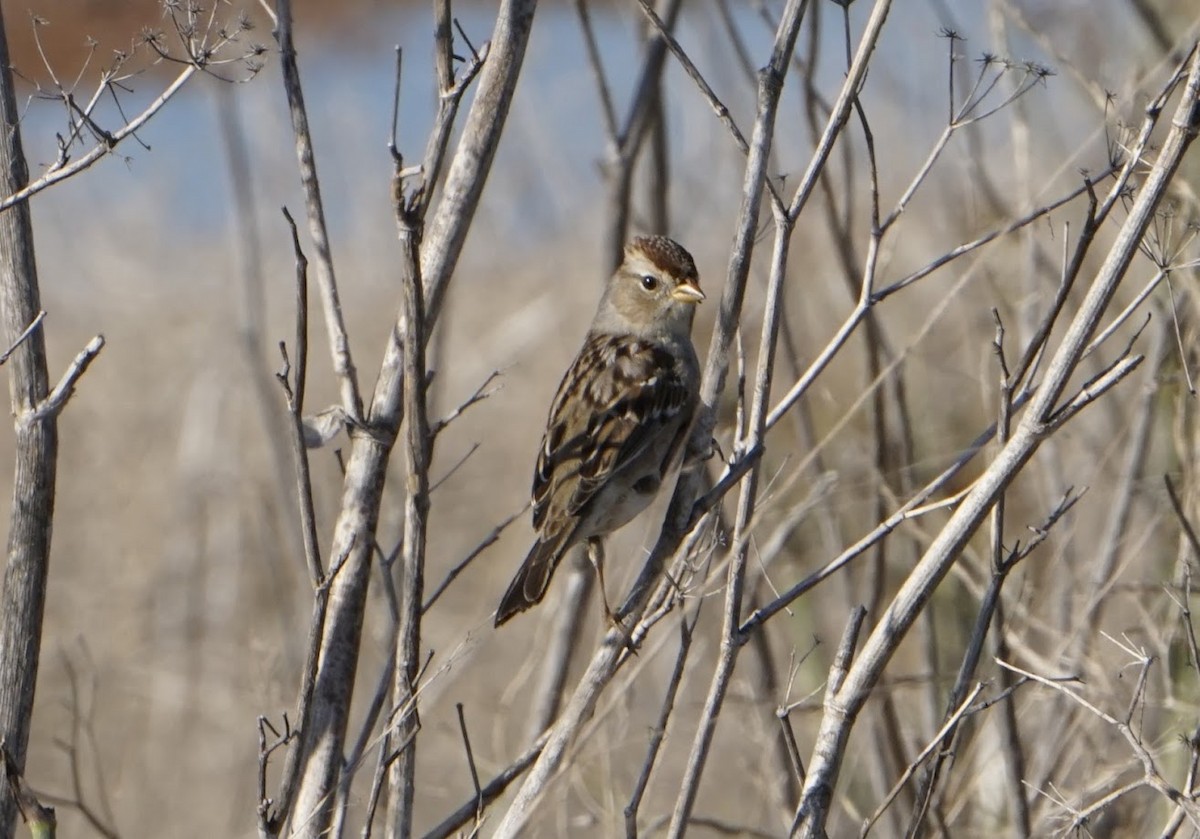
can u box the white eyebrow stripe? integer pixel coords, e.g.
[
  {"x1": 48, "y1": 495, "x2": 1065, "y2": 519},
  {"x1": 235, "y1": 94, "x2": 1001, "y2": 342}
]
[{"x1": 624, "y1": 254, "x2": 662, "y2": 277}]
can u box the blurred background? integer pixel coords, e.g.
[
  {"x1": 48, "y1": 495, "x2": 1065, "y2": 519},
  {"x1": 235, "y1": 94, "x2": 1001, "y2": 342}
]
[{"x1": 3, "y1": 0, "x2": 1199, "y2": 835}]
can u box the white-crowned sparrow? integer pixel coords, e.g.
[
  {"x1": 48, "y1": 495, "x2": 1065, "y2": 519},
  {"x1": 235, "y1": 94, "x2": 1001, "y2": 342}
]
[{"x1": 495, "y1": 235, "x2": 704, "y2": 626}]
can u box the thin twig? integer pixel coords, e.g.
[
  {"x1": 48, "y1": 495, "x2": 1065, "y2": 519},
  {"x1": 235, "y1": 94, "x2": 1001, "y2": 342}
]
[
  {"x1": 667, "y1": 195, "x2": 798, "y2": 838},
  {"x1": 421, "y1": 733, "x2": 549, "y2": 839},
  {"x1": 422, "y1": 504, "x2": 529, "y2": 614},
  {"x1": 278, "y1": 206, "x2": 324, "y2": 587},
  {"x1": 455, "y1": 704, "x2": 484, "y2": 829},
  {"x1": 26, "y1": 335, "x2": 104, "y2": 425},
  {"x1": 0, "y1": 66, "x2": 198, "y2": 212},
  {"x1": 861, "y1": 683, "x2": 984, "y2": 836},
  {"x1": 625, "y1": 598, "x2": 702, "y2": 837},
  {"x1": 0, "y1": 310, "x2": 44, "y2": 365},
  {"x1": 997, "y1": 657, "x2": 1200, "y2": 831},
  {"x1": 273, "y1": 0, "x2": 362, "y2": 420},
  {"x1": 385, "y1": 168, "x2": 434, "y2": 838}
]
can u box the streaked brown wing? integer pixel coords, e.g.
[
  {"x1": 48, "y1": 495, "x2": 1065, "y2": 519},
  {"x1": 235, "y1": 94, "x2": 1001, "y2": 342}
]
[{"x1": 531, "y1": 333, "x2": 689, "y2": 540}]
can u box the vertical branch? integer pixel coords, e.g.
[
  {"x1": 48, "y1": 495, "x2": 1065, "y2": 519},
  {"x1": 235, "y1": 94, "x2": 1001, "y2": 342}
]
[
  {"x1": 989, "y1": 599, "x2": 1032, "y2": 838},
  {"x1": 412, "y1": 2, "x2": 481, "y2": 224},
  {"x1": 602, "y1": 0, "x2": 683, "y2": 272},
  {"x1": 273, "y1": 0, "x2": 363, "y2": 419},
  {"x1": 214, "y1": 89, "x2": 306, "y2": 651},
  {"x1": 666, "y1": 199, "x2": 795, "y2": 838},
  {"x1": 287, "y1": 3, "x2": 538, "y2": 834},
  {"x1": 524, "y1": 554, "x2": 594, "y2": 739},
  {"x1": 385, "y1": 179, "x2": 432, "y2": 839},
  {"x1": 1076, "y1": 317, "x2": 1166, "y2": 650},
  {"x1": 747, "y1": 608, "x2": 803, "y2": 823},
  {"x1": 0, "y1": 6, "x2": 57, "y2": 836},
  {"x1": 215, "y1": 91, "x2": 306, "y2": 669},
  {"x1": 984, "y1": 316, "x2": 1031, "y2": 839},
  {"x1": 834, "y1": 10, "x2": 922, "y2": 816},
  {"x1": 692, "y1": 0, "x2": 809, "y2": 445},
  {"x1": 279, "y1": 210, "x2": 323, "y2": 586},
  {"x1": 785, "y1": 0, "x2": 892, "y2": 224},
  {"x1": 421, "y1": 0, "x2": 539, "y2": 324},
  {"x1": 624, "y1": 606, "x2": 700, "y2": 837},
  {"x1": 988, "y1": 1, "x2": 1070, "y2": 622},
  {"x1": 644, "y1": 81, "x2": 670, "y2": 236},
  {"x1": 257, "y1": 211, "x2": 326, "y2": 839},
  {"x1": 904, "y1": 312, "x2": 1019, "y2": 838}
]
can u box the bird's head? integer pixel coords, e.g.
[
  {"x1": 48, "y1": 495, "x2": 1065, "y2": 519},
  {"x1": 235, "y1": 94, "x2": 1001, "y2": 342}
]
[{"x1": 598, "y1": 235, "x2": 704, "y2": 338}]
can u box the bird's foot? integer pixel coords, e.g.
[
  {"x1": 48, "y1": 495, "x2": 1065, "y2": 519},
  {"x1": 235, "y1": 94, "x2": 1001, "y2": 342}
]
[{"x1": 604, "y1": 607, "x2": 640, "y2": 656}]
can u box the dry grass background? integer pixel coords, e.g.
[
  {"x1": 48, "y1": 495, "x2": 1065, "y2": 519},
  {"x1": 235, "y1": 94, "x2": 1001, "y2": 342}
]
[{"x1": 3, "y1": 0, "x2": 1200, "y2": 836}]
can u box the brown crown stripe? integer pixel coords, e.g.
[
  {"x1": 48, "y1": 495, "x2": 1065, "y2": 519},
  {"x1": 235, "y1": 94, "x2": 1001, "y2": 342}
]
[{"x1": 629, "y1": 236, "x2": 699, "y2": 283}]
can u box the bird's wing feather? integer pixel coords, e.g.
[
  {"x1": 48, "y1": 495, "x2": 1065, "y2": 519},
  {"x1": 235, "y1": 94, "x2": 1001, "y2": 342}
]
[
  {"x1": 531, "y1": 332, "x2": 691, "y2": 538},
  {"x1": 494, "y1": 527, "x2": 573, "y2": 625}
]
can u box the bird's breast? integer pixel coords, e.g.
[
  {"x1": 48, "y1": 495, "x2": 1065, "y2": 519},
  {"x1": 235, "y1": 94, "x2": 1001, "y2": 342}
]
[{"x1": 578, "y1": 475, "x2": 659, "y2": 537}]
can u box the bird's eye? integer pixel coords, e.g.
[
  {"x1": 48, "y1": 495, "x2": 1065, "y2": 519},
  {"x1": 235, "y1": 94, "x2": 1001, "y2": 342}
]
[{"x1": 640, "y1": 275, "x2": 659, "y2": 291}]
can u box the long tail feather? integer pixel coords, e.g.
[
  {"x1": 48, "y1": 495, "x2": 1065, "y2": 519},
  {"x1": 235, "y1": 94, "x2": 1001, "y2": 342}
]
[{"x1": 495, "y1": 533, "x2": 572, "y2": 626}]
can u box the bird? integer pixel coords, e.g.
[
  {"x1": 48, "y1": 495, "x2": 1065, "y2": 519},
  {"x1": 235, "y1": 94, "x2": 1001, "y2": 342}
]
[{"x1": 495, "y1": 235, "x2": 704, "y2": 628}]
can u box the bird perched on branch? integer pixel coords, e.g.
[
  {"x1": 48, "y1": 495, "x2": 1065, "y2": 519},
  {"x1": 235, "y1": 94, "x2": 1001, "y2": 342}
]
[{"x1": 495, "y1": 235, "x2": 704, "y2": 628}]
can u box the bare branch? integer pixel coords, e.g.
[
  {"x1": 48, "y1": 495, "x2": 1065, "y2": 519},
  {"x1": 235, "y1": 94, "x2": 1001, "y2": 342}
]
[
  {"x1": 25, "y1": 335, "x2": 104, "y2": 425},
  {"x1": 430, "y1": 369, "x2": 503, "y2": 438},
  {"x1": 384, "y1": 167, "x2": 434, "y2": 838},
  {"x1": 276, "y1": 206, "x2": 324, "y2": 587},
  {"x1": 423, "y1": 503, "x2": 528, "y2": 614},
  {"x1": 1, "y1": 742, "x2": 55, "y2": 837},
  {"x1": 792, "y1": 45, "x2": 1200, "y2": 838},
  {"x1": 287, "y1": 1, "x2": 539, "y2": 830},
  {"x1": 626, "y1": 599, "x2": 703, "y2": 836},
  {"x1": 861, "y1": 683, "x2": 984, "y2": 836},
  {"x1": 997, "y1": 656, "x2": 1200, "y2": 831},
  {"x1": 272, "y1": 0, "x2": 363, "y2": 420},
  {"x1": 0, "y1": 66, "x2": 196, "y2": 212},
  {"x1": 422, "y1": 732, "x2": 549, "y2": 839},
  {"x1": 0, "y1": 310, "x2": 44, "y2": 365}
]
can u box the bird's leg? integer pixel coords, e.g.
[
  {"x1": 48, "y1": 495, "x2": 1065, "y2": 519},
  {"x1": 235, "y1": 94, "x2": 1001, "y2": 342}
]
[
  {"x1": 708, "y1": 435, "x2": 726, "y2": 464},
  {"x1": 660, "y1": 565, "x2": 687, "y2": 601},
  {"x1": 586, "y1": 537, "x2": 638, "y2": 653},
  {"x1": 586, "y1": 537, "x2": 616, "y2": 621}
]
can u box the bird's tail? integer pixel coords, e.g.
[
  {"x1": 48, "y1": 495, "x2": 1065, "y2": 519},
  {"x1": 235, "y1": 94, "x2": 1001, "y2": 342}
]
[{"x1": 495, "y1": 533, "x2": 572, "y2": 626}]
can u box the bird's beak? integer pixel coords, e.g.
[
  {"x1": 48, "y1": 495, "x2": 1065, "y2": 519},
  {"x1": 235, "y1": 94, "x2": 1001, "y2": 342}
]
[{"x1": 671, "y1": 281, "x2": 705, "y2": 304}]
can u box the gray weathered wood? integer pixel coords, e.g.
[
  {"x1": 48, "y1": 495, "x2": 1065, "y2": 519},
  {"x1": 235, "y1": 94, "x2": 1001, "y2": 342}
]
[{"x1": 0, "y1": 6, "x2": 58, "y2": 837}]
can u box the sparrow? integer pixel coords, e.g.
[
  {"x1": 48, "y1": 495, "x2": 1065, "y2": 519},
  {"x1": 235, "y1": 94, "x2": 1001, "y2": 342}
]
[{"x1": 495, "y1": 235, "x2": 704, "y2": 627}]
